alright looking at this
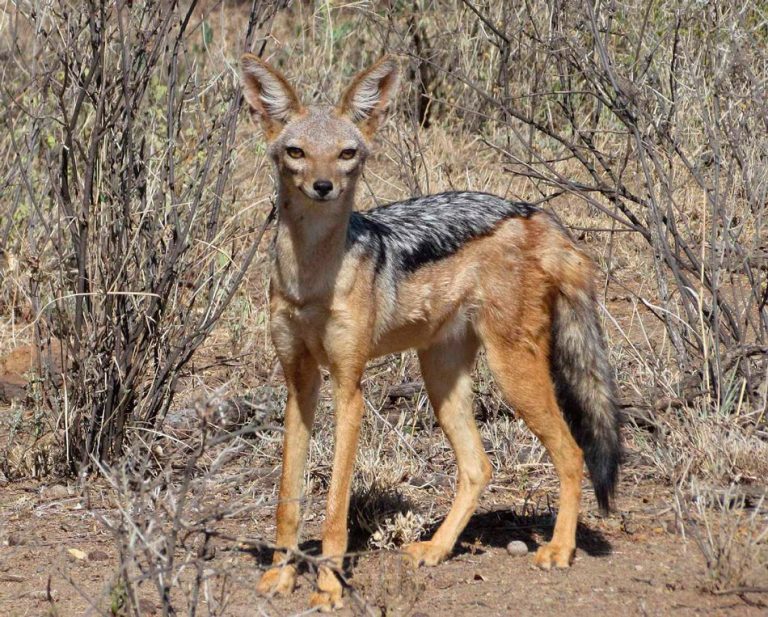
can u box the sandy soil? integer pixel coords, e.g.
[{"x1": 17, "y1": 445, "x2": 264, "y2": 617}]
[{"x1": 2, "y1": 477, "x2": 765, "y2": 617}]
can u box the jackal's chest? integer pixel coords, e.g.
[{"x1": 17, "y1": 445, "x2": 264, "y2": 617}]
[
  {"x1": 270, "y1": 284, "x2": 377, "y2": 370},
  {"x1": 269, "y1": 294, "x2": 333, "y2": 363},
  {"x1": 268, "y1": 248, "x2": 376, "y2": 366}
]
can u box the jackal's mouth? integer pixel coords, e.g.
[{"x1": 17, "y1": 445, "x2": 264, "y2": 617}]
[{"x1": 300, "y1": 186, "x2": 343, "y2": 202}]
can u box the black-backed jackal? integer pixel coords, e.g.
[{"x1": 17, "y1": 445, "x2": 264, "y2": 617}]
[{"x1": 240, "y1": 54, "x2": 621, "y2": 611}]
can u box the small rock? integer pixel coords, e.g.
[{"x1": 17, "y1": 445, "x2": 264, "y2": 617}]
[
  {"x1": 67, "y1": 547, "x2": 88, "y2": 561},
  {"x1": 506, "y1": 540, "x2": 528, "y2": 557},
  {"x1": 88, "y1": 550, "x2": 110, "y2": 562}
]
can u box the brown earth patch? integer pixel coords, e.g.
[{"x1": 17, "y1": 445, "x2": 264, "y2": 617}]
[{"x1": 1, "y1": 479, "x2": 765, "y2": 616}]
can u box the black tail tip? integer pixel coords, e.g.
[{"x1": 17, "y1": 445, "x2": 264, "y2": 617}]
[
  {"x1": 588, "y1": 448, "x2": 620, "y2": 516},
  {"x1": 595, "y1": 488, "x2": 613, "y2": 516}
]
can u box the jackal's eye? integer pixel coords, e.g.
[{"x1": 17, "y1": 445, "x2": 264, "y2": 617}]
[
  {"x1": 286, "y1": 147, "x2": 305, "y2": 159},
  {"x1": 339, "y1": 148, "x2": 357, "y2": 160}
]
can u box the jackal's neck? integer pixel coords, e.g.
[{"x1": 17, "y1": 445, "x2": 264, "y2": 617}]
[{"x1": 272, "y1": 185, "x2": 355, "y2": 303}]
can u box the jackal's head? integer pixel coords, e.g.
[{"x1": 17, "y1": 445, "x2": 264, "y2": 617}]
[{"x1": 240, "y1": 55, "x2": 399, "y2": 202}]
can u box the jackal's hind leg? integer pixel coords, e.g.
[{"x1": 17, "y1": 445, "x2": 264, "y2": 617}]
[
  {"x1": 257, "y1": 353, "x2": 320, "y2": 596},
  {"x1": 484, "y1": 332, "x2": 584, "y2": 569},
  {"x1": 405, "y1": 330, "x2": 490, "y2": 567}
]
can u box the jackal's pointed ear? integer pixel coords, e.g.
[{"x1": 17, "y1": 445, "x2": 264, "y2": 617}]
[
  {"x1": 337, "y1": 56, "x2": 399, "y2": 139},
  {"x1": 241, "y1": 54, "x2": 303, "y2": 140}
]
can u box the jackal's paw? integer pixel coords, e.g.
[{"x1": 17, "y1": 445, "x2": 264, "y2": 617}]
[
  {"x1": 309, "y1": 567, "x2": 343, "y2": 612},
  {"x1": 403, "y1": 541, "x2": 450, "y2": 567},
  {"x1": 533, "y1": 542, "x2": 575, "y2": 570},
  {"x1": 256, "y1": 564, "x2": 297, "y2": 596}
]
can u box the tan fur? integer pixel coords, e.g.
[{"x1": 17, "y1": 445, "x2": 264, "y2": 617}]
[{"x1": 242, "y1": 56, "x2": 602, "y2": 611}]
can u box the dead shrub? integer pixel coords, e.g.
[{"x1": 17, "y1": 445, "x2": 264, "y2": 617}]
[
  {"x1": 676, "y1": 481, "x2": 768, "y2": 593},
  {"x1": 1, "y1": 0, "x2": 279, "y2": 470}
]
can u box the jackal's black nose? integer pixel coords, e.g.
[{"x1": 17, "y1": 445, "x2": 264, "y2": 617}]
[{"x1": 313, "y1": 180, "x2": 333, "y2": 198}]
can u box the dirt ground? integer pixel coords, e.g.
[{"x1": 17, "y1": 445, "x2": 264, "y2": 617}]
[{"x1": 2, "y1": 473, "x2": 765, "y2": 616}]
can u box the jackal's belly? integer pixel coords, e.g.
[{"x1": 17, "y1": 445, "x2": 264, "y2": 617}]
[{"x1": 371, "y1": 306, "x2": 476, "y2": 356}]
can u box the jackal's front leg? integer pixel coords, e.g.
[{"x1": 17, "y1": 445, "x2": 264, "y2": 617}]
[
  {"x1": 257, "y1": 354, "x2": 320, "y2": 597},
  {"x1": 309, "y1": 373, "x2": 365, "y2": 611},
  {"x1": 405, "y1": 333, "x2": 490, "y2": 567}
]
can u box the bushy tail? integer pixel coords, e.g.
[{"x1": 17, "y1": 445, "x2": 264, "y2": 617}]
[{"x1": 551, "y1": 285, "x2": 621, "y2": 514}]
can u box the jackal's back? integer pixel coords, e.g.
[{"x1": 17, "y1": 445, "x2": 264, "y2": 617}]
[{"x1": 348, "y1": 191, "x2": 537, "y2": 276}]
